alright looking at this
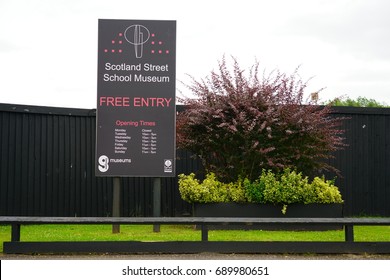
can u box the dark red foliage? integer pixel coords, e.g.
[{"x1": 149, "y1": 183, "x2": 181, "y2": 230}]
[{"x1": 177, "y1": 57, "x2": 345, "y2": 182}]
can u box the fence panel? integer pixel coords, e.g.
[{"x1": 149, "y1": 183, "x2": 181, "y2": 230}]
[{"x1": 1, "y1": 103, "x2": 390, "y2": 217}]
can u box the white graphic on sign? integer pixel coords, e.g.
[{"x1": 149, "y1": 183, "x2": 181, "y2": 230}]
[
  {"x1": 164, "y1": 159, "x2": 173, "y2": 173},
  {"x1": 98, "y1": 155, "x2": 109, "y2": 172},
  {"x1": 124, "y1": 24, "x2": 150, "y2": 58}
]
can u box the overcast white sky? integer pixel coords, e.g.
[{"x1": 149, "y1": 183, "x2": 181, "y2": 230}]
[{"x1": 1, "y1": 0, "x2": 390, "y2": 108}]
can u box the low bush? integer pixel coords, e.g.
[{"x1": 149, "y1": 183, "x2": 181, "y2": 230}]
[
  {"x1": 178, "y1": 169, "x2": 343, "y2": 210},
  {"x1": 262, "y1": 168, "x2": 310, "y2": 205},
  {"x1": 178, "y1": 173, "x2": 225, "y2": 203},
  {"x1": 178, "y1": 173, "x2": 247, "y2": 203},
  {"x1": 243, "y1": 177, "x2": 266, "y2": 203},
  {"x1": 305, "y1": 176, "x2": 343, "y2": 204}
]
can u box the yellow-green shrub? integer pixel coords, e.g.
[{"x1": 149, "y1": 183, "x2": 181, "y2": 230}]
[
  {"x1": 304, "y1": 177, "x2": 344, "y2": 204},
  {"x1": 178, "y1": 173, "x2": 240, "y2": 203},
  {"x1": 263, "y1": 169, "x2": 309, "y2": 205},
  {"x1": 178, "y1": 170, "x2": 343, "y2": 206}
]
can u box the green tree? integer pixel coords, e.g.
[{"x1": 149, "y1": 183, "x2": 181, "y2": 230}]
[{"x1": 326, "y1": 96, "x2": 389, "y2": 107}]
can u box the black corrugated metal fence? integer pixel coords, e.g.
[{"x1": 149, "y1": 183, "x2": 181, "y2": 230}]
[{"x1": 1, "y1": 103, "x2": 389, "y2": 217}]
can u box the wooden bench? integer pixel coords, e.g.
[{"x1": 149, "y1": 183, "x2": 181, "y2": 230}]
[{"x1": 1, "y1": 216, "x2": 390, "y2": 254}]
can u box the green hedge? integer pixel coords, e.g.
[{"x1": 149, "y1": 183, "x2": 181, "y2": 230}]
[{"x1": 178, "y1": 169, "x2": 343, "y2": 208}]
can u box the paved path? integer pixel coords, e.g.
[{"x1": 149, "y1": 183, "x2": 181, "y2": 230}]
[{"x1": 2, "y1": 253, "x2": 390, "y2": 260}]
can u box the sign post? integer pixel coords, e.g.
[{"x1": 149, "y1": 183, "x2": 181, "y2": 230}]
[
  {"x1": 96, "y1": 19, "x2": 176, "y2": 230},
  {"x1": 153, "y1": 177, "x2": 161, "y2": 232},
  {"x1": 112, "y1": 177, "x2": 121, "y2": 233}
]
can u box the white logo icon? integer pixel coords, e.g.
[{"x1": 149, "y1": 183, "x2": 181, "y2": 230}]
[
  {"x1": 98, "y1": 155, "x2": 109, "y2": 172},
  {"x1": 164, "y1": 159, "x2": 173, "y2": 173},
  {"x1": 124, "y1": 24, "x2": 150, "y2": 58}
]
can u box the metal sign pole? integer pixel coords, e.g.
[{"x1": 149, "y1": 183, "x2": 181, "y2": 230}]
[
  {"x1": 112, "y1": 177, "x2": 121, "y2": 234},
  {"x1": 153, "y1": 177, "x2": 161, "y2": 232}
]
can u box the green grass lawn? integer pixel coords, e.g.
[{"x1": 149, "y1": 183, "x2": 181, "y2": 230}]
[{"x1": 1, "y1": 224, "x2": 390, "y2": 253}]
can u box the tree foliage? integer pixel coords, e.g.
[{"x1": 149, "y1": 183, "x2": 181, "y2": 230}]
[
  {"x1": 325, "y1": 96, "x2": 389, "y2": 108},
  {"x1": 177, "y1": 57, "x2": 345, "y2": 182}
]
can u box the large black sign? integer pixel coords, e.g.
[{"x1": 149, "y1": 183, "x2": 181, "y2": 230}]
[{"x1": 96, "y1": 19, "x2": 176, "y2": 177}]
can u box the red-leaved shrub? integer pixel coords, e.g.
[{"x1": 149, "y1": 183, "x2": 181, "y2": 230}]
[{"x1": 177, "y1": 57, "x2": 345, "y2": 182}]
